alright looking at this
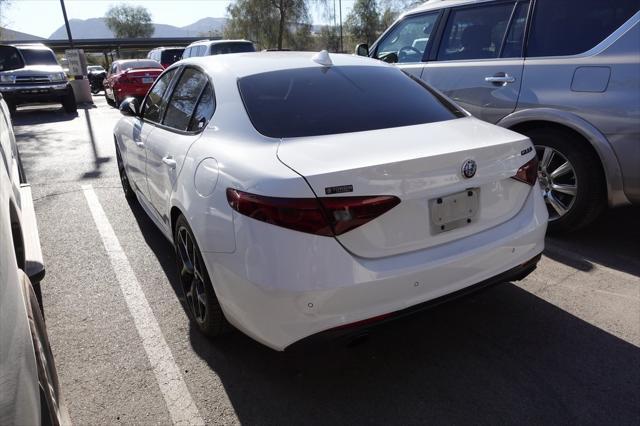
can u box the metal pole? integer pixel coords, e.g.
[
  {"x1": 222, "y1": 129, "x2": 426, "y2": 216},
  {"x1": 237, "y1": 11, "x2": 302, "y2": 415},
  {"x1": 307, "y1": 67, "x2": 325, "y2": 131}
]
[
  {"x1": 339, "y1": 0, "x2": 343, "y2": 53},
  {"x1": 59, "y1": 0, "x2": 74, "y2": 47}
]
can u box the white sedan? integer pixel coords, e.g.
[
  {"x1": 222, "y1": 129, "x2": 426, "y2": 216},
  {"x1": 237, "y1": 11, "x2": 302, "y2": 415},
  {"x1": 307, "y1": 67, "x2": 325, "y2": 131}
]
[{"x1": 113, "y1": 51, "x2": 547, "y2": 351}]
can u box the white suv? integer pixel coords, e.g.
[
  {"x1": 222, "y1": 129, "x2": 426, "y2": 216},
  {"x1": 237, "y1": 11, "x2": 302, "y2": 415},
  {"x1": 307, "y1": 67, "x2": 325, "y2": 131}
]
[{"x1": 181, "y1": 39, "x2": 255, "y2": 58}]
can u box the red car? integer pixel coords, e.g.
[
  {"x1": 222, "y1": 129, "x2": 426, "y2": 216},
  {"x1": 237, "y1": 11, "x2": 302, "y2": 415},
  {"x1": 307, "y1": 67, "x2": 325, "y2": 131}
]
[{"x1": 104, "y1": 59, "x2": 163, "y2": 107}]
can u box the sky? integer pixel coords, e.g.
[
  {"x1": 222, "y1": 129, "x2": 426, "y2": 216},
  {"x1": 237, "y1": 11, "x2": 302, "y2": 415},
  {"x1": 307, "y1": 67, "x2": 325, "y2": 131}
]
[{"x1": 2, "y1": 0, "x2": 356, "y2": 38}]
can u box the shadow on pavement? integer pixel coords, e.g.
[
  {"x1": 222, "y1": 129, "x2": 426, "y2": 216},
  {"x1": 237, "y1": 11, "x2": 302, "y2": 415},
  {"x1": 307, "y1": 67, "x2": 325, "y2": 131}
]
[
  {"x1": 545, "y1": 206, "x2": 640, "y2": 277},
  {"x1": 188, "y1": 283, "x2": 640, "y2": 425},
  {"x1": 11, "y1": 106, "x2": 77, "y2": 125}
]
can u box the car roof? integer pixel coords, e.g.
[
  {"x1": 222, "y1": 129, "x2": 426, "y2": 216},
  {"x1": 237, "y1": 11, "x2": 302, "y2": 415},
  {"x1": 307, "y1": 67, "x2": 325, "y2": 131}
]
[
  {"x1": 177, "y1": 51, "x2": 391, "y2": 79},
  {"x1": 10, "y1": 43, "x2": 52, "y2": 51},
  {"x1": 187, "y1": 39, "x2": 254, "y2": 47},
  {"x1": 404, "y1": 0, "x2": 495, "y2": 16},
  {"x1": 114, "y1": 59, "x2": 161, "y2": 64}
]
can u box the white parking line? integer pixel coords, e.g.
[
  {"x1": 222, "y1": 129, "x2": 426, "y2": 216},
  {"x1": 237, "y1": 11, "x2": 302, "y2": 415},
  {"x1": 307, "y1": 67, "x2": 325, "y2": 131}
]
[{"x1": 82, "y1": 184, "x2": 204, "y2": 426}]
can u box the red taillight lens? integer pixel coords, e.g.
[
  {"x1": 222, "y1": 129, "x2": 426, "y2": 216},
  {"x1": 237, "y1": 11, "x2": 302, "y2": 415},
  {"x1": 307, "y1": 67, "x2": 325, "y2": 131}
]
[
  {"x1": 226, "y1": 189, "x2": 400, "y2": 236},
  {"x1": 512, "y1": 156, "x2": 538, "y2": 186}
]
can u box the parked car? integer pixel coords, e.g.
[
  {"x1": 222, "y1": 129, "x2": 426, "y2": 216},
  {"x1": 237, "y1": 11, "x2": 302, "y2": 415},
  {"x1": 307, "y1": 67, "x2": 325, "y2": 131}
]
[
  {"x1": 103, "y1": 59, "x2": 163, "y2": 107},
  {"x1": 358, "y1": 0, "x2": 640, "y2": 232},
  {"x1": 87, "y1": 65, "x2": 107, "y2": 94},
  {"x1": 113, "y1": 52, "x2": 546, "y2": 351},
  {"x1": 0, "y1": 43, "x2": 77, "y2": 117},
  {"x1": 0, "y1": 94, "x2": 68, "y2": 425},
  {"x1": 181, "y1": 39, "x2": 255, "y2": 58},
  {"x1": 147, "y1": 46, "x2": 185, "y2": 68}
]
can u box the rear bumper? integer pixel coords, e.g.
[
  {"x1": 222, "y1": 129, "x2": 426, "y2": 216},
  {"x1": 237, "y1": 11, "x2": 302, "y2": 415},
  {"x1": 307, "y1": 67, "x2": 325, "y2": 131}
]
[
  {"x1": 0, "y1": 83, "x2": 70, "y2": 105},
  {"x1": 204, "y1": 189, "x2": 547, "y2": 351}
]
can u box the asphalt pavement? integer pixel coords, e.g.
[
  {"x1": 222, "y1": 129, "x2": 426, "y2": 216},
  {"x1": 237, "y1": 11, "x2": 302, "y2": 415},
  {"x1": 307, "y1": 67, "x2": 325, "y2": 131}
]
[{"x1": 11, "y1": 95, "x2": 640, "y2": 425}]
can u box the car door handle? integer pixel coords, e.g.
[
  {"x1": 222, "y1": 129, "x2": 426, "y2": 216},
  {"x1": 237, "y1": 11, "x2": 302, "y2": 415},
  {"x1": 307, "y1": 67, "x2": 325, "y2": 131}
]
[
  {"x1": 135, "y1": 141, "x2": 144, "y2": 148},
  {"x1": 162, "y1": 156, "x2": 177, "y2": 169},
  {"x1": 485, "y1": 73, "x2": 516, "y2": 85}
]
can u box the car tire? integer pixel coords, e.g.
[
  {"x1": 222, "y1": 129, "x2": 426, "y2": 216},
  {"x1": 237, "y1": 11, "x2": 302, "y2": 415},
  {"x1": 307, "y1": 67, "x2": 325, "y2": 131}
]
[
  {"x1": 174, "y1": 215, "x2": 228, "y2": 338},
  {"x1": 20, "y1": 271, "x2": 68, "y2": 426},
  {"x1": 525, "y1": 127, "x2": 606, "y2": 233},
  {"x1": 115, "y1": 144, "x2": 135, "y2": 200},
  {"x1": 62, "y1": 89, "x2": 77, "y2": 114},
  {"x1": 6, "y1": 100, "x2": 17, "y2": 117},
  {"x1": 105, "y1": 91, "x2": 115, "y2": 107}
]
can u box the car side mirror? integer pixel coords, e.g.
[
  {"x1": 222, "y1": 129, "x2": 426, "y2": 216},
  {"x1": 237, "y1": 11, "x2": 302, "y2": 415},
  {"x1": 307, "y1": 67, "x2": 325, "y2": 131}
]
[
  {"x1": 119, "y1": 97, "x2": 139, "y2": 117},
  {"x1": 355, "y1": 43, "x2": 369, "y2": 57}
]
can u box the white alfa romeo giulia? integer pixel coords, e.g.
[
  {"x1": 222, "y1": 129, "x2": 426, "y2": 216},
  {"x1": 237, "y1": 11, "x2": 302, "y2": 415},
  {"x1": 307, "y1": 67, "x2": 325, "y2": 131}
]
[{"x1": 113, "y1": 51, "x2": 547, "y2": 350}]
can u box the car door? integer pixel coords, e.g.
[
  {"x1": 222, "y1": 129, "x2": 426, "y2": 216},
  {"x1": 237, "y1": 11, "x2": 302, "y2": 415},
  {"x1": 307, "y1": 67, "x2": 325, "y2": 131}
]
[
  {"x1": 421, "y1": 0, "x2": 530, "y2": 123},
  {"x1": 145, "y1": 67, "x2": 211, "y2": 225},
  {"x1": 124, "y1": 68, "x2": 178, "y2": 200},
  {"x1": 371, "y1": 11, "x2": 442, "y2": 78}
]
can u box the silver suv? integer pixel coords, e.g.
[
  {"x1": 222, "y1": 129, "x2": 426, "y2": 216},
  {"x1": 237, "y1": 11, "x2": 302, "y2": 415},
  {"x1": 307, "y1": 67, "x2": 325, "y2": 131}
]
[
  {"x1": 359, "y1": 0, "x2": 639, "y2": 232},
  {"x1": 181, "y1": 39, "x2": 255, "y2": 59}
]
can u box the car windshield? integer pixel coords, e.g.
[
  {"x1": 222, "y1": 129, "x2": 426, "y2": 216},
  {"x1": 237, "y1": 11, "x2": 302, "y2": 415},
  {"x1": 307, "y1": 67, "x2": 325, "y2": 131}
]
[
  {"x1": 121, "y1": 60, "x2": 162, "y2": 71},
  {"x1": 0, "y1": 46, "x2": 24, "y2": 71},
  {"x1": 20, "y1": 48, "x2": 58, "y2": 66},
  {"x1": 210, "y1": 42, "x2": 255, "y2": 55},
  {"x1": 238, "y1": 65, "x2": 464, "y2": 138}
]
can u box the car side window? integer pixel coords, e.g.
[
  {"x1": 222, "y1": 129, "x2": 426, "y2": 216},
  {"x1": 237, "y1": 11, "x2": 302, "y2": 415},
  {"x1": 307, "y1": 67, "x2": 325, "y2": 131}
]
[
  {"x1": 527, "y1": 0, "x2": 639, "y2": 57},
  {"x1": 188, "y1": 83, "x2": 215, "y2": 132},
  {"x1": 142, "y1": 68, "x2": 177, "y2": 123},
  {"x1": 163, "y1": 68, "x2": 208, "y2": 132},
  {"x1": 501, "y1": 1, "x2": 530, "y2": 58},
  {"x1": 375, "y1": 12, "x2": 439, "y2": 63},
  {"x1": 110, "y1": 63, "x2": 117, "y2": 75},
  {"x1": 437, "y1": 2, "x2": 515, "y2": 61}
]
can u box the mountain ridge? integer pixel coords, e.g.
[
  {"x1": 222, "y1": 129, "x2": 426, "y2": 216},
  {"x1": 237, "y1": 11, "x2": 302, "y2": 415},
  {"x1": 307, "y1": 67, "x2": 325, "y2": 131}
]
[{"x1": 47, "y1": 17, "x2": 227, "y2": 39}]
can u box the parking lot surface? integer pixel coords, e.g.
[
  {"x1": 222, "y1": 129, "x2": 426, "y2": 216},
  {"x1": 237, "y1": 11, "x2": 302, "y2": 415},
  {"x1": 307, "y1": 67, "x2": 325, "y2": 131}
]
[{"x1": 12, "y1": 96, "x2": 640, "y2": 425}]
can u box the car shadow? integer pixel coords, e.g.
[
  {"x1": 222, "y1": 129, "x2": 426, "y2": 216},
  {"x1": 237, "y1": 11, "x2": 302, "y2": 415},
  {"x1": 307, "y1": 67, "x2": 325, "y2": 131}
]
[
  {"x1": 544, "y1": 206, "x2": 640, "y2": 277},
  {"x1": 11, "y1": 106, "x2": 78, "y2": 125},
  {"x1": 187, "y1": 283, "x2": 639, "y2": 424}
]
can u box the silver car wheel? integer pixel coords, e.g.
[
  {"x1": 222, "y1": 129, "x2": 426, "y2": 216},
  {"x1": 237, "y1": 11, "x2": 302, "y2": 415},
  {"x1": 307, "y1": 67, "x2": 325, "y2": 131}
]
[{"x1": 536, "y1": 145, "x2": 578, "y2": 221}]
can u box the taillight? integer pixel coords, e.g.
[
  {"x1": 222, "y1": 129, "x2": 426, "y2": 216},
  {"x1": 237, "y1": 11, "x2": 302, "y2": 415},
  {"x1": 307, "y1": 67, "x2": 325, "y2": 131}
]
[
  {"x1": 226, "y1": 189, "x2": 400, "y2": 236},
  {"x1": 512, "y1": 156, "x2": 538, "y2": 186}
]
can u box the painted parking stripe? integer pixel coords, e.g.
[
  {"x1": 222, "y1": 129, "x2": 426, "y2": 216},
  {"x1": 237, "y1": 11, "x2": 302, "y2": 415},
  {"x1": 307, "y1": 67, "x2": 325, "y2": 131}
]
[{"x1": 82, "y1": 184, "x2": 204, "y2": 426}]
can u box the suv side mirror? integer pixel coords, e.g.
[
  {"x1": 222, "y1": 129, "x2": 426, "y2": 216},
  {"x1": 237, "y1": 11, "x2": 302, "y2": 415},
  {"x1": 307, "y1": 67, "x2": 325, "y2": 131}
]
[
  {"x1": 119, "y1": 97, "x2": 139, "y2": 117},
  {"x1": 355, "y1": 43, "x2": 369, "y2": 57}
]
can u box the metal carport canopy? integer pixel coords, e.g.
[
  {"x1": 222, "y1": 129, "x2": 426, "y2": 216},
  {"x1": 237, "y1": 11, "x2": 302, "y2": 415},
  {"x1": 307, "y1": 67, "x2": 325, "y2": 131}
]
[{"x1": 4, "y1": 37, "x2": 219, "y2": 53}]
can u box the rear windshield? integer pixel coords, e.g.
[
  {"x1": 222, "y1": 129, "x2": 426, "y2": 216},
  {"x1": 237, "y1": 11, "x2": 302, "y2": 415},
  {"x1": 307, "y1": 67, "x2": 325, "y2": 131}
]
[
  {"x1": 161, "y1": 49, "x2": 184, "y2": 64},
  {"x1": 0, "y1": 46, "x2": 24, "y2": 71},
  {"x1": 210, "y1": 42, "x2": 255, "y2": 55},
  {"x1": 238, "y1": 66, "x2": 463, "y2": 138},
  {"x1": 20, "y1": 48, "x2": 58, "y2": 66},
  {"x1": 122, "y1": 60, "x2": 162, "y2": 71}
]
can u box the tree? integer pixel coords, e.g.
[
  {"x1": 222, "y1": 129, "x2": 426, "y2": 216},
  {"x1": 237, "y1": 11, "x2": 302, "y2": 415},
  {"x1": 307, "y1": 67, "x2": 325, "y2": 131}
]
[
  {"x1": 225, "y1": 0, "x2": 310, "y2": 50},
  {"x1": 345, "y1": 0, "x2": 381, "y2": 48},
  {"x1": 105, "y1": 4, "x2": 154, "y2": 38}
]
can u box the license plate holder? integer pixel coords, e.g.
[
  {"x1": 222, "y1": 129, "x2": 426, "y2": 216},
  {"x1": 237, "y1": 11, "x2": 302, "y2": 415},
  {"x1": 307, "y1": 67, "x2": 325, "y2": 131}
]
[
  {"x1": 142, "y1": 77, "x2": 153, "y2": 84},
  {"x1": 430, "y1": 189, "x2": 479, "y2": 234}
]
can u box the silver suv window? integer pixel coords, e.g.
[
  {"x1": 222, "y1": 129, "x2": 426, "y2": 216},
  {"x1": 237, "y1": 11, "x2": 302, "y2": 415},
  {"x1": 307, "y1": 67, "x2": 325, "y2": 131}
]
[
  {"x1": 437, "y1": 2, "x2": 515, "y2": 61},
  {"x1": 375, "y1": 12, "x2": 439, "y2": 63},
  {"x1": 527, "y1": 0, "x2": 639, "y2": 57}
]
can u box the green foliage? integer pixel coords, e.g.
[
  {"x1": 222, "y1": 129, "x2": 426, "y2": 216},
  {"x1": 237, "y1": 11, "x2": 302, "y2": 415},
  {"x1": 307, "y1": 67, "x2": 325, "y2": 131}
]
[
  {"x1": 345, "y1": 0, "x2": 382, "y2": 47},
  {"x1": 105, "y1": 4, "x2": 154, "y2": 38},
  {"x1": 224, "y1": 0, "x2": 311, "y2": 50}
]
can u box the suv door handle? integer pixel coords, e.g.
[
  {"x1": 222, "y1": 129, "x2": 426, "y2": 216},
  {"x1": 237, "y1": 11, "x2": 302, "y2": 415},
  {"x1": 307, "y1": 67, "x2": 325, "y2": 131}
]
[
  {"x1": 485, "y1": 73, "x2": 516, "y2": 85},
  {"x1": 162, "y1": 156, "x2": 177, "y2": 169}
]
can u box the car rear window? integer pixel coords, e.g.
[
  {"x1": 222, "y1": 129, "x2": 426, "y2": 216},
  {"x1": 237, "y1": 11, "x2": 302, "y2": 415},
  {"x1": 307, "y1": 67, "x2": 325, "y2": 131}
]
[
  {"x1": 19, "y1": 49, "x2": 58, "y2": 66},
  {"x1": 210, "y1": 42, "x2": 255, "y2": 55},
  {"x1": 161, "y1": 49, "x2": 184, "y2": 64},
  {"x1": 122, "y1": 60, "x2": 162, "y2": 71},
  {"x1": 238, "y1": 65, "x2": 463, "y2": 138}
]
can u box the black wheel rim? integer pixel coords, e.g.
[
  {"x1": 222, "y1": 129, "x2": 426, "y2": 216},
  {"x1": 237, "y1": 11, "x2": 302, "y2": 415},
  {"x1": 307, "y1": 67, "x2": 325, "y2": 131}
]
[
  {"x1": 115, "y1": 150, "x2": 130, "y2": 194},
  {"x1": 176, "y1": 227, "x2": 207, "y2": 324}
]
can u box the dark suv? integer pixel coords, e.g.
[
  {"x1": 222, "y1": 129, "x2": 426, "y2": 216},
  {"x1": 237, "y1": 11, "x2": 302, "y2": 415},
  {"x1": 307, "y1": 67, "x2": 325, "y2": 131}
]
[{"x1": 0, "y1": 44, "x2": 77, "y2": 116}]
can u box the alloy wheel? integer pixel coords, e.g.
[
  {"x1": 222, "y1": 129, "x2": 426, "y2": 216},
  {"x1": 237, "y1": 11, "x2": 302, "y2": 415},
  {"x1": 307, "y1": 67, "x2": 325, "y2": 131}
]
[
  {"x1": 176, "y1": 227, "x2": 207, "y2": 324},
  {"x1": 536, "y1": 145, "x2": 578, "y2": 221}
]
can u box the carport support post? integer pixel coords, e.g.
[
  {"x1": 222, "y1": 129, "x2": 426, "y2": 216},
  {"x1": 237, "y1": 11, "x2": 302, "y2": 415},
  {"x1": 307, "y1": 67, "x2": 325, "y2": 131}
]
[{"x1": 59, "y1": 0, "x2": 74, "y2": 48}]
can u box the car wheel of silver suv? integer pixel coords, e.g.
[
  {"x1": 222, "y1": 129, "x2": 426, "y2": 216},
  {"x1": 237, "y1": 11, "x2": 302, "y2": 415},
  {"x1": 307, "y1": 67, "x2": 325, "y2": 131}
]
[{"x1": 525, "y1": 127, "x2": 606, "y2": 233}]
